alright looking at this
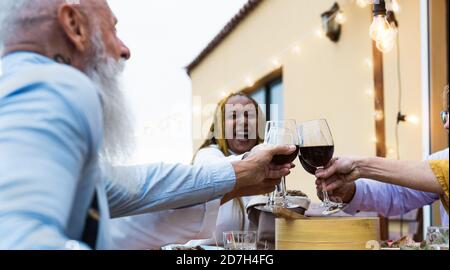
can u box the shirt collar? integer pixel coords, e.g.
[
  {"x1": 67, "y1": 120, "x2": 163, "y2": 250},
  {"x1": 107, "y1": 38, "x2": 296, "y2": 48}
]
[{"x1": 1, "y1": 51, "x2": 55, "y2": 74}]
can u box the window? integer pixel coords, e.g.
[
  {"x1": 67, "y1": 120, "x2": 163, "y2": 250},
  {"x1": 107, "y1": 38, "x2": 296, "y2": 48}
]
[{"x1": 250, "y1": 77, "x2": 284, "y2": 121}]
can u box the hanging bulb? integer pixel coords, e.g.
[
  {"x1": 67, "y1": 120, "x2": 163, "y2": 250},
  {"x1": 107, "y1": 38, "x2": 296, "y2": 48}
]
[
  {"x1": 369, "y1": 15, "x2": 390, "y2": 41},
  {"x1": 376, "y1": 26, "x2": 397, "y2": 53}
]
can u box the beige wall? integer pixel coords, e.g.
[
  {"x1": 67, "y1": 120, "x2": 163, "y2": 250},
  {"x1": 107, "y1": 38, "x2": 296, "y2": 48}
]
[{"x1": 190, "y1": 0, "x2": 425, "y2": 201}]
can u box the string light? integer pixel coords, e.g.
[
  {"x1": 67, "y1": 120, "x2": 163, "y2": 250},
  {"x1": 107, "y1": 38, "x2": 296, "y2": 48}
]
[
  {"x1": 271, "y1": 58, "x2": 281, "y2": 68},
  {"x1": 397, "y1": 113, "x2": 420, "y2": 125},
  {"x1": 364, "y1": 58, "x2": 374, "y2": 69},
  {"x1": 374, "y1": 110, "x2": 384, "y2": 121},
  {"x1": 372, "y1": 136, "x2": 378, "y2": 143},
  {"x1": 335, "y1": 11, "x2": 346, "y2": 24},
  {"x1": 245, "y1": 77, "x2": 255, "y2": 88},
  {"x1": 315, "y1": 28, "x2": 326, "y2": 39},
  {"x1": 365, "y1": 88, "x2": 375, "y2": 97},
  {"x1": 356, "y1": 0, "x2": 371, "y2": 8},
  {"x1": 220, "y1": 91, "x2": 228, "y2": 98},
  {"x1": 391, "y1": 0, "x2": 401, "y2": 13},
  {"x1": 206, "y1": 0, "x2": 371, "y2": 100},
  {"x1": 292, "y1": 45, "x2": 301, "y2": 55},
  {"x1": 405, "y1": 115, "x2": 420, "y2": 125}
]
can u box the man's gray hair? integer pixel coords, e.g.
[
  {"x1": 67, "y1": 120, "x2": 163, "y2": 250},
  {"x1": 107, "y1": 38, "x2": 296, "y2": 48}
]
[{"x1": 0, "y1": 0, "x2": 64, "y2": 52}]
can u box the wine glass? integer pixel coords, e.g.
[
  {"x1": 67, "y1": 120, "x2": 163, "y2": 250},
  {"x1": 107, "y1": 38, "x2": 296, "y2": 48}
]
[
  {"x1": 297, "y1": 119, "x2": 343, "y2": 215},
  {"x1": 263, "y1": 120, "x2": 300, "y2": 209}
]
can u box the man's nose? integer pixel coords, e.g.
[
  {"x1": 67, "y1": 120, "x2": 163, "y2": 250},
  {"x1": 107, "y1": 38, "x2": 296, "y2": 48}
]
[{"x1": 119, "y1": 39, "x2": 131, "y2": 60}]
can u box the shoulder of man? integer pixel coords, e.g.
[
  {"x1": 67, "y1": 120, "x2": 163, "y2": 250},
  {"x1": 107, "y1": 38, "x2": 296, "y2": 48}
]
[{"x1": 0, "y1": 62, "x2": 103, "y2": 148}]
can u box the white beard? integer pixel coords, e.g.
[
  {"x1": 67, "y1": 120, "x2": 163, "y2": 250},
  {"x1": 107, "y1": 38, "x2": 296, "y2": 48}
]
[{"x1": 85, "y1": 30, "x2": 142, "y2": 193}]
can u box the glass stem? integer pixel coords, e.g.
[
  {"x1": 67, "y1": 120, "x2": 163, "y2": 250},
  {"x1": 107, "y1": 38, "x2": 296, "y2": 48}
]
[
  {"x1": 269, "y1": 188, "x2": 276, "y2": 206},
  {"x1": 281, "y1": 176, "x2": 287, "y2": 201},
  {"x1": 322, "y1": 181, "x2": 331, "y2": 205}
]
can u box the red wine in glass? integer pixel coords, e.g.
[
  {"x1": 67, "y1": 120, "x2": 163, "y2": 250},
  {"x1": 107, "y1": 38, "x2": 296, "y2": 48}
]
[
  {"x1": 298, "y1": 145, "x2": 334, "y2": 174},
  {"x1": 272, "y1": 145, "x2": 300, "y2": 165},
  {"x1": 298, "y1": 155, "x2": 317, "y2": 175}
]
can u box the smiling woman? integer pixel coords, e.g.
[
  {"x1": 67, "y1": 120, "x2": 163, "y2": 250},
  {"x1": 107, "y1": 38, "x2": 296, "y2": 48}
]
[{"x1": 106, "y1": 0, "x2": 248, "y2": 165}]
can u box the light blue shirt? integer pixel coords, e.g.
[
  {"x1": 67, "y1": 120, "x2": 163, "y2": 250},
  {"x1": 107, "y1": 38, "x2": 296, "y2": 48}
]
[{"x1": 0, "y1": 51, "x2": 237, "y2": 250}]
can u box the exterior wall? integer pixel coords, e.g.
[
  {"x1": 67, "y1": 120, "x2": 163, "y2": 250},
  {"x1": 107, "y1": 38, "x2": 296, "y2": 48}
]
[{"x1": 190, "y1": 0, "x2": 424, "y2": 201}]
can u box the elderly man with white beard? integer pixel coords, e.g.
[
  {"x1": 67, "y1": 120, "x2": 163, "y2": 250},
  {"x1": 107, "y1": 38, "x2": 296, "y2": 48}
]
[{"x1": 0, "y1": 0, "x2": 296, "y2": 250}]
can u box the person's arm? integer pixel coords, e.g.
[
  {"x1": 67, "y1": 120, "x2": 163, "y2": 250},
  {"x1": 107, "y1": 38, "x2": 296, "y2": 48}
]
[
  {"x1": 0, "y1": 75, "x2": 99, "y2": 249},
  {"x1": 107, "y1": 145, "x2": 296, "y2": 218},
  {"x1": 194, "y1": 147, "x2": 244, "y2": 204},
  {"x1": 343, "y1": 179, "x2": 439, "y2": 216},
  {"x1": 356, "y1": 158, "x2": 444, "y2": 194},
  {"x1": 106, "y1": 161, "x2": 235, "y2": 217},
  {"x1": 316, "y1": 157, "x2": 444, "y2": 195}
]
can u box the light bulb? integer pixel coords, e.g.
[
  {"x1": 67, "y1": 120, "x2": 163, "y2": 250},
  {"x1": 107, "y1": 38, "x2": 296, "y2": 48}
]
[
  {"x1": 335, "y1": 11, "x2": 346, "y2": 24},
  {"x1": 391, "y1": 0, "x2": 401, "y2": 13},
  {"x1": 406, "y1": 115, "x2": 420, "y2": 125},
  {"x1": 271, "y1": 58, "x2": 281, "y2": 68},
  {"x1": 364, "y1": 58, "x2": 373, "y2": 69},
  {"x1": 376, "y1": 26, "x2": 397, "y2": 53},
  {"x1": 365, "y1": 88, "x2": 375, "y2": 97},
  {"x1": 292, "y1": 45, "x2": 301, "y2": 55},
  {"x1": 369, "y1": 15, "x2": 390, "y2": 41},
  {"x1": 374, "y1": 110, "x2": 384, "y2": 121},
  {"x1": 315, "y1": 28, "x2": 325, "y2": 39},
  {"x1": 245, "y1": 77, "x2": 254, "y2": 88},
  {"x1": 356, "y1": 0, "x2": 369, "y2": 8}
]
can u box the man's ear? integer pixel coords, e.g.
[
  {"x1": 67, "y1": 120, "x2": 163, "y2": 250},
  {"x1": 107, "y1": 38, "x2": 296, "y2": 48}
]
[{"x1": 57, "y1": 5, "x2": 89, "y2": 52}]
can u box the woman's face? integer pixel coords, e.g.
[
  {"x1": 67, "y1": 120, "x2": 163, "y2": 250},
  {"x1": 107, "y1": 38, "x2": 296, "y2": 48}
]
[{"x1": 224, "y1": 95, "x2": 259, "y2": 154}]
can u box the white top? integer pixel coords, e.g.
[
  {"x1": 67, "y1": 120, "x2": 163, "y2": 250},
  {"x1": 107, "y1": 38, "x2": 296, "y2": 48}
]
[
  {"x1": 189, "y1": 145, "x2": 256, "y2": 246},
  {"x1": 107, "y1": 145, "x2": 247, "y2": 249}
]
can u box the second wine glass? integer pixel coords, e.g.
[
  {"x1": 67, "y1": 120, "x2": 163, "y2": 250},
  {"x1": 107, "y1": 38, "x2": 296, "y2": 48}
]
[
  {"x1": 264, "y1": 120, "x2": 300, "y2": 209},
  {"x1": 297, "y1": 119, "x2": 344, "y2": 214}
]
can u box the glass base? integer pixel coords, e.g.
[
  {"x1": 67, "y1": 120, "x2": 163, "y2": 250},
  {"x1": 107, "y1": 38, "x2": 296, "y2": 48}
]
[{"x1": 321, "y1": 202, "x2": 346, "y2": 216}]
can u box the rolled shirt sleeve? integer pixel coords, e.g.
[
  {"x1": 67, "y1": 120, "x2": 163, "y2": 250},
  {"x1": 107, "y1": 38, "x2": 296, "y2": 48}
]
[
  {"x1": 344, "y1": 179, "x2": 439, "y2": 216},
  {"x1": 107, "y1": 161, "x2": 236, "y2": 218}
]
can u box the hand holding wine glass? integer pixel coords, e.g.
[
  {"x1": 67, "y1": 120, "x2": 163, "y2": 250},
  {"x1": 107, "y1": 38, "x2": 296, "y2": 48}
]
[{"x1": 227, "y1": 144, "x2": 297, "y2": 201}]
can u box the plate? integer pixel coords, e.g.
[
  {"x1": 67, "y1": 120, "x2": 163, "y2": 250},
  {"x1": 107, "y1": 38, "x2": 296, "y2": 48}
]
[{"x1": 161, "y1": 244, "x2": 224, "y2": 250}]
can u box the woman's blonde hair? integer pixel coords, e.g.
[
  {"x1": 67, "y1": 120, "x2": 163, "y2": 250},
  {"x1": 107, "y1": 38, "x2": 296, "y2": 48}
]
[{"x1": 193, "y1": 92, "x2": 266, "y2": 230}]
